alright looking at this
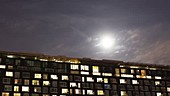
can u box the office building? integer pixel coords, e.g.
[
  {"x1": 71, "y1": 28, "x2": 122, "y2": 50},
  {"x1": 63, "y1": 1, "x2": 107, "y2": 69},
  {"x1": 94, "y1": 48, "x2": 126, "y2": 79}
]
[{"x1": 0, "y1": 51, "x2": 170, "y2": 96}]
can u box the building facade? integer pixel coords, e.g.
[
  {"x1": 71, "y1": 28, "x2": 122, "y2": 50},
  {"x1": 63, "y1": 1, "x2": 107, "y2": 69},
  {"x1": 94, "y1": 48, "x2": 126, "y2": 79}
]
[{"x1": 0, "y1": 51, "x2": 170, "y2": 96}]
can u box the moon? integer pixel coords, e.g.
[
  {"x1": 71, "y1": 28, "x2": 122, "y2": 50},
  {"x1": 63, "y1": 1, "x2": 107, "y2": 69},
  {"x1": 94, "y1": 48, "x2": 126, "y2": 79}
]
[{"x1": 99, "y1": 35, "x2": 115, "y2": 49}]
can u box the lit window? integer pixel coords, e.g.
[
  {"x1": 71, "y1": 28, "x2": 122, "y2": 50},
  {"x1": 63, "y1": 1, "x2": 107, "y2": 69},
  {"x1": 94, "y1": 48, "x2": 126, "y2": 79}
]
[
  {"x1": 14, "y1": 86, "x2": 19, "y2": 92},
  {"x1": 93, "y1": 72, "x2": 101, "y2": 75},
  {"x1": 102, "y1": 73, "x2": 112, "y2": 76},
  {"x1": 0, "y1": 65, "x2": 6, "y2": 69},
  {"x1": 97, "y1": 90, "x2": 104, "y2": 95},
  {"x1": 14, "y1": 79, "x2": 22, "y2": 85},
  {"x1": 13, "y1": 93, "x2": 21, "y2": 96},
  {"x1": 62, "y1": 75, "x2": 68, "y2": 80},
  {"x1": 87, "y1": 90, "x2": 94, "y2": 95},
  {"x1": 121, "y1": 74, "x2": 133, "y2": 78},
  {"x1": 71, "y1": 64, "x2": 79, "y2": 70},
  {"x1": 70, "y1": 82, "x2": 77, "y2": 87},
  {"x1": 156, "y1": 92, "x2": 162, "y2": 96},
  {"x1": 132, "y1": 80, "x2": 139, "y2": 84},
  {"x1": 43, "y1": 81, "x2": 50, "y2": 86},
  {"x1": 22, "y1": 86, "x2": 29, "y2": 92},
  {"x1": 24, "y1": 79, "x2": 29, "y2": 85},
  {"x1": 34, "y1": 73, "x2": 41, "y2": 78},
  {"x1": 104, "y1": 78, "x2": 108, "y2": 83},
  {"x1": 115, "y1": 68, "x2": 120, "y2": 77},
  {"x1": 131, "y1": 69, "x2": 134, "y2": 73},
  {"x1": 93, "y1": 66, "x2": 99, "y2": 72},
  {"x1": 75, "y1": 89, "x2": 81, "y2": 94},
  {"x1": 120, "y1": 79, "x2": 126, "y2": 84},
  {"x1": 8, "y1": 65, "x2": 13, "y2": 69},
  {"x1": 121, "y1": 91, "x2": 127, "y2": 96},
  {"x1": 121, "y1": 68, "x2": 126, "y2": 73},
  {"x1": 62, "y1": 88, "x2": 68, "y2": 94},
  {"x1": 167, "y1": 87, "x2": 170, "y2": 92},
  {"x1": 34, "y1": 87, "x2": 41, "y2": 92},
  {"x1": 6, "y1": 71, "x2": 13, "y2": 77},
  {"x1": 32, "y1": 80, "x2": 39, "y2": 85},
  {"x1": 155, "y1": 76, "x2": 162, "y2": 79},
  {"x1": 87, "y1": 77, "x2": 94, "y2": 82},
  {"x1": 97, "y1": 78, "x2": 103, "y2": 82},
  {"x1": 155, "y1": 81, "x2": 160, "y2": 85},
  {"x1": 51, "y1": 75, "x2": 58, "y2": 79},
  {"x1": 81, "y1": 71, "x2": 89, "y2": 75},
  {"x1": 2, "y1": 92, "x2": 9, "y2": 96},
  {"x1": 141, "y1": 70, "x2": 146, "y2": 76},
  {"x1": 81, "y1": 65, "x2": 89, "y2": 70}
]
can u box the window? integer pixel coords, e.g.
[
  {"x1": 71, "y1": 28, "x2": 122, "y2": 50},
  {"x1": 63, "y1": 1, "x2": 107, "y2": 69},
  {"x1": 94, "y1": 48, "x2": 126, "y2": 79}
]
[
  {"x1": 81, "y1": 71, "x2": 89, "y2": 75},
  {"x1": 93, "y1": 66, "x2": 99, "y2": 72},
  {"x1": 14, "y1": 79, "x2": 22, "y2": 85},
  {"x1": 0, "y1": 65, "x2": 6, "y2": 69},
  {"x1": 87, "y1": 77, "x2": 94, "y2": 82},
  {"x1": 167, "y1": 87, "x2": 170, "y2": 92},
  {"x1": 97, "y1": 78, "x2": 103, "y2": 82},
  {"x1": 22, "y1": 86, "x2": 29, "y2": 92},
  {"x1": 50, "y1": 88, "x2": 58, "y2": 93},
  {"x1": 97, "y1": 90, "x2": 104, "y2": 95},
  {"x1": 24, "y1": 79, "x2": 29, "y2": 85},
  {"x1": 121, "y1": 91, "x2": 127, "y2": 96},
  {"x1": 43, "y1": 74, "x2": 48, "y2": 79},
  {"x1": 43, "y1": 87, "x2": 48, "y2": 93},
  {"x1": 71, "y1": 64, "x2": 79, "y2": 70},
  {"x1": 104, "y1": 78, "x2": 108, "y2": 83},
  {"x1": 14, "y1": 86, "x2": 19, "y2": 92},
  {"x1": 155, "y1": 76, "x2": 162, "y2": 79},
  {"x1": 3, "y1": 78, "x2": 11, "y2": 84},
  {"x1": 87, "y1": 90, "x2": 94, "y2": 95},
  {"x1": 34, "y1": 73, "x2": 41, "y2": 79},
  {"x1": 62, "y1": 88, "x2": 68, "y2": 94},
  {"x1": 75, "y1": 89, "x2": 81, "y2": 94},
  {"x1": 6, "y1": 71, "x2": 13, "y2": 77},
  {"x1": 52, "y1": 81, "x2": 58, "y2": 87},
  {"x1": 60, "y1": 81, "x2": 68, "y2": 87},
  {"x1": 14, "y1": 72, "x2": 20, "y2": 78},
  {"x1": 120, "y1": 79, "x2": 126, "y2": 84},
  {"x1": 34, "y1": 87, "x2": 41, "y2": 92},
  {"x1": 155, "y1": 81, "x2": 160, "y2": 85},
  {"x1": 2, "y1": 92, "x2": 9, "y2": 96},
  {"x1": 121, "y1": 68, "x2": 126, "y2": 73},
  {"x1": 62, "y1": 75, "x2": 68, "y2": 80},
  {"x1": 32, "y1": 80, "x2": 39, "y2": 85},
  {"x1": 51, "y1": 75, "x2": 58, "y2": 79},
  {"x1": 4, "y1": 85, "x2": 12, "y2": 91},
  {"x1": 70, "y1": 82, "x2": 77, "y2": 87},
  {"x1": 14, "y1": 93, "x2": 21, "y2": 96},
  {"x1": 81, "y1": 65, "x2": 89, "y2": 70},
  {"x1": 22, "y1": 72, "x2": 30, "y2": 78},
  {"x1": 8, "y1": 65, "x2": 13, "y2": 69},
  {"x1": 132, "y1": 80, "x2": 139, "y2": 84},
  {"x1": 156, "y1": 92, "x2": 162, "y2": 96},
  {"x1": 43, "y1": 81, "x2": 50, "y2": 86}
]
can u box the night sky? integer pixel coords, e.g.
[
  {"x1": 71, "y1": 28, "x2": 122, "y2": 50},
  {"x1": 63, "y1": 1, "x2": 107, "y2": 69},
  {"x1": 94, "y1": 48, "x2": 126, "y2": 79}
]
[{"x1": 0, "y1": 0, "x2": 170, "y2": 65}]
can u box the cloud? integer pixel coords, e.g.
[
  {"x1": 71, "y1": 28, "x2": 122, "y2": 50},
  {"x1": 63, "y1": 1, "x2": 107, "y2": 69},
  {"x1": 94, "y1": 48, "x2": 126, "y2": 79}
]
[
  {"x1": 130, "y1": 40, "x2": 170, "y2": 65},
  {"x1": 123, "y1": 24, "x2": 170, "y2": 65}
]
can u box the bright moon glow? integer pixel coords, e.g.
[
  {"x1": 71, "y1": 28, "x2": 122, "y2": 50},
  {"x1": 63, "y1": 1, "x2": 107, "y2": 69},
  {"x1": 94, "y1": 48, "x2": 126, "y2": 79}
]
[{"x1": 99, "y1": 35, "x2": 115, "y2": 49}]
